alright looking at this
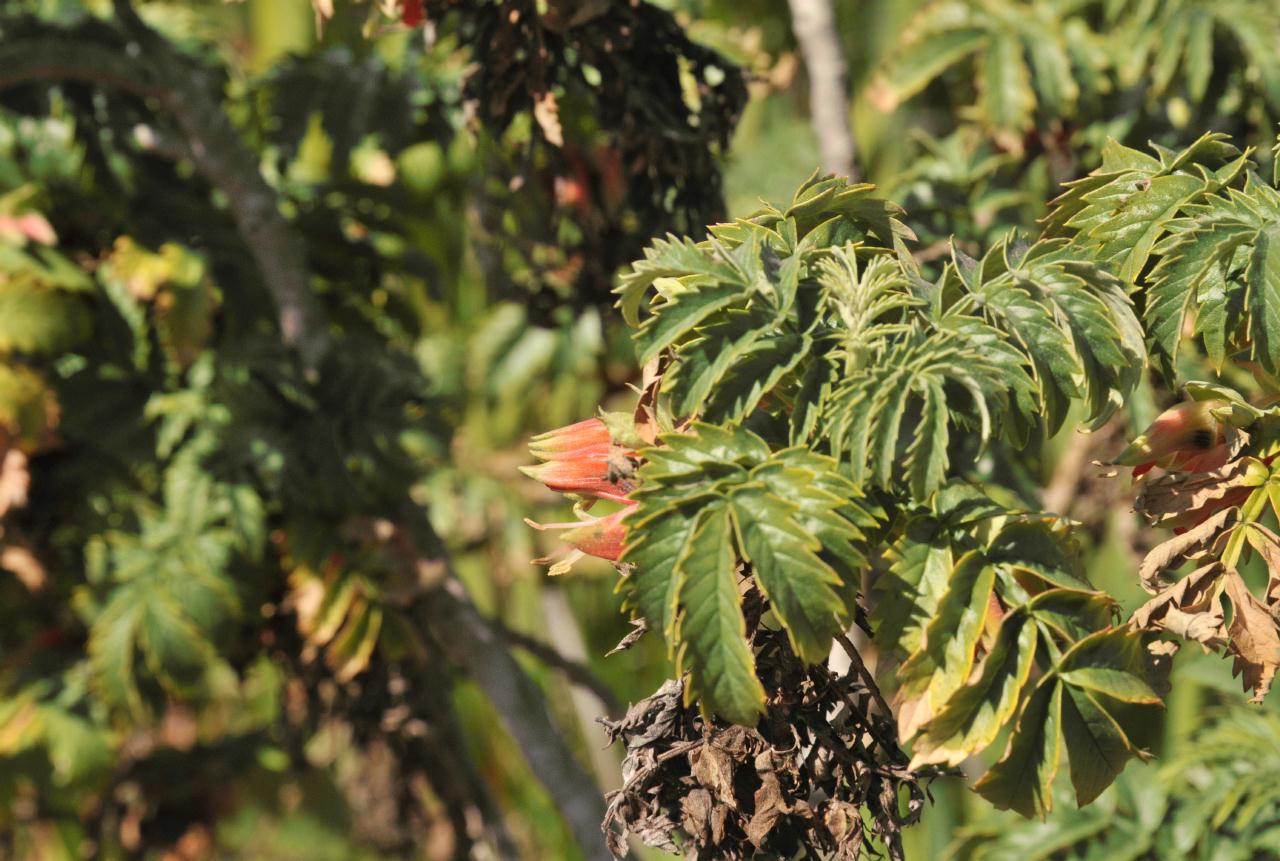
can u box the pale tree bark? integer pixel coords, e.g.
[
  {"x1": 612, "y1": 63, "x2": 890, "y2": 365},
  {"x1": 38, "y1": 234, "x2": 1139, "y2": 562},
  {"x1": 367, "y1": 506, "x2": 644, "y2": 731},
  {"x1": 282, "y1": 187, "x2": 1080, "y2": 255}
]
[{"x1": 787, "y1": 0, "x2": 861, "y2": 181}]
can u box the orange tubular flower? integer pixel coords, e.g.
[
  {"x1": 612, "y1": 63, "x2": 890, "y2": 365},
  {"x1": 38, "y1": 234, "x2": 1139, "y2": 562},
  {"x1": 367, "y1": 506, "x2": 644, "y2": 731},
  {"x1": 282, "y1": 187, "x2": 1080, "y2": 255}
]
[
  {"x1": 522, "y1": 418, "x2": 635, "y2": 501},
  {"x1": 1111, "y1": 400, "x2": 1229, "y2": 478},
  {"x1": 525, "y1": 508, "x2": 631, "y2": 574},
  {"x1": 528, "y1": 417, "x2": 612, "y2": 456}
]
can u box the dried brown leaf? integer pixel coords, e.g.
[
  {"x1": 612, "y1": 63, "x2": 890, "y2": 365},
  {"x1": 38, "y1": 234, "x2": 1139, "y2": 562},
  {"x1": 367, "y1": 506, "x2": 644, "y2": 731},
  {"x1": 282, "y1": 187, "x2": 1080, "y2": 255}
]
[
  {"x1": 1135, "y1": 458, "x2": 1265, "y2": 527},
  {"x1": 1130, "y1": 563, "x2": 1228, "y2": 649},
  {"x1": 1243, "y1": 522, "x2": 1280, "y2": 607},
  {"x1": 745, "y1": 768, "x2": 788, "y2": 848},
  {"x1": 690, "y1": 742, "x2": 737, "y2": 808},
  {"x1": 1137, "y1": 508, "x2": 1237, "y2": 594},
  {"x1": 1224, "y1": 571, "x2": 1280, "y2": 703}
]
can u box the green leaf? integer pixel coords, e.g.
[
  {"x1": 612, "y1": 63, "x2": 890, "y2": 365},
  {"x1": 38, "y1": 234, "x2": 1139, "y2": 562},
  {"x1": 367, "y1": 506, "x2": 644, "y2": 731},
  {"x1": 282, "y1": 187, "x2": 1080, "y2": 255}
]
[
  {"x1": 874, "y1": 516, "x2": 954, "y2": 656},
  {"x1": 913, "y1": 610, "x2": 1038, "y2": 765},
  {"x1": 1057, "y1": 628, "x2": 1161, "y2": 704},
  {"x1": 1060, "y1": 684, "x2": 1138, "y2": 806},
  {"x1": 621, "y1": 493, "x2": 721, "y2": 640},
  {"x1": 1028, "y1": 588, "x2": 1116, "y2": 642},
  {"x1": 882, "y1": 27, "x2": 988, "y2": 103},
  {"x1": 674, "y1": 505, "x2": 765, "y2": 725},
  {"x1": 1248, "y1": 224, "x2": 1280, "y2": 373},
  {"x1": 729, "y1": 484, "x2": 845, "y2": 664},
  {"x1": 988, "y1": 519, "x2": 1089, "y2": 589},
  {"x1": 978, "y1": 31, "x2": 1034, "y2": 141},
  {"x1": 975, "y1": 677, "x2": 1064, "y2": 818},
  {"x1": 617, "y1": 235, "x2": 748, "y2": 327},
  {"x1": 634, "y1": 280, "x2": 746, "y2": 366},
  {"x1": 899, "y1": 550, "x2": 997, "y2": 710}
]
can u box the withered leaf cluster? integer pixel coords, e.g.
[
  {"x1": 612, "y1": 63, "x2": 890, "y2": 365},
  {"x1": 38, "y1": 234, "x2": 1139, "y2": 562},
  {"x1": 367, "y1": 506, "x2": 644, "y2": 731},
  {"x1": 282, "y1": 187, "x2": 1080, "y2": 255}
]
[
  {"x1": 601, "y1": 617, "x2": 932, "y2": 861},
  {"x1": 1130, "y1": 460, "x2": 1280, "y2": 702}
]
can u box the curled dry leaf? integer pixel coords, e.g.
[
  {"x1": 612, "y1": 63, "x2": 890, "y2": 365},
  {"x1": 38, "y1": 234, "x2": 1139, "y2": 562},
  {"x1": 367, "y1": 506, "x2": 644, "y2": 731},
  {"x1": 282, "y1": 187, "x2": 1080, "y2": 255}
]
[
  {"x1": 1243, "y1": 522, "x2": 1280, "y2": 607},
  {"x1": 1223, "y1": 572, "x2": 1280, "y2": 703},
  {"x1": 1134, "y1": 458, "x2": 1265, "y2": 528},
  {"x1": 1137, "y1": 508, "x2": 1237, "y2": 594},
  {"x1": 1130, "y1": 563, "x2": 1228, "y2": 650}
]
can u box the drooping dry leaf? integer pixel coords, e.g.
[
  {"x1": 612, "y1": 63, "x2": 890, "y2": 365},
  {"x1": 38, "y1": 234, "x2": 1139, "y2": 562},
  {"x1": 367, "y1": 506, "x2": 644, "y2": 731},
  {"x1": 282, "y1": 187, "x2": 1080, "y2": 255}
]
[
  {"x1": 1135, "y1": 458, "x2": 1265, "y2": 527},
  {"x1": 1243, "y1": 522, "x2": 1280, "y2": 607},
  {"x1": 630, "y1": 355, "x2": 667, "y2": 445},
  {"x1": 1130, "y1": 562, "x2": 1228, "y2": 650},
  {"x1": 1223, "y1": 571, "x2": 1280, "y2": 703},
  {"x1": 690, "y1": 742, "x2": 737, "y2": 808},
  {"x1": 1137, "y1": 508, "x2": 1237, "y2": 593}
]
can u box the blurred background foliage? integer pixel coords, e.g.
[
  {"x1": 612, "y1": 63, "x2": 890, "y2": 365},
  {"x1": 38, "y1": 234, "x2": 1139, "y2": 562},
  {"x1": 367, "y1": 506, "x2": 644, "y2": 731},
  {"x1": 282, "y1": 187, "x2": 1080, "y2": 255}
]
[{"x1": 1, "y1": 0, "x2": 1280, "y2": 859}]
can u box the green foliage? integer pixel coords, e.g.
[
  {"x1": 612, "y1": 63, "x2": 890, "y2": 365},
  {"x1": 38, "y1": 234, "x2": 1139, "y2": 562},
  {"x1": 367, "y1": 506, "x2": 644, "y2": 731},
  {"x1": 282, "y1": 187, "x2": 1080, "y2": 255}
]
[
  {"x1": 1047, "y1": 133, "x2": 1280, "y2": 379},
  {"x1": 621, "y1": 423, "x2": 878, "y2": 723},
  {"x1": 957, "y1": 710, "x2": 1280, "y2": 860}
]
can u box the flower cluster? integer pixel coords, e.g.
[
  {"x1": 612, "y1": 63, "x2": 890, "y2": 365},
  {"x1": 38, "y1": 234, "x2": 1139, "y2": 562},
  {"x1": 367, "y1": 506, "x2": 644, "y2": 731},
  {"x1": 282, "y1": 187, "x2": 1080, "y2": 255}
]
[{"x1": 521, "y1": 417, "x2": 637, "y2": 574}]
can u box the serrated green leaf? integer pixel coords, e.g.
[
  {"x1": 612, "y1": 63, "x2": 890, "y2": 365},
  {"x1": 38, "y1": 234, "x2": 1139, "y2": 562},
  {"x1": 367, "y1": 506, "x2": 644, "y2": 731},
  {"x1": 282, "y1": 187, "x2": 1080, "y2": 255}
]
[
  {"x1": 729, "y1": 484, "x2": 844, "y2": 664},
  {"x1": 975, "y1": 677, "x2": 1064, "y2": 818},
  {"x1": 674, "y1": 505, "x2": 765, "y2": 725},
  {"x1": 621, "y1": 493, "x2": 722, "y2": 641},
  {"x1": 634, "y1": 281, "x2": 745, "y2": 366},
  {"x1": 913, "y1": 610, "x2": 1037, "y2": 765},
  {"x1": 617, "y1": 235, "x2": 748, "y2": 327},
  {"x1": 1248, "y1": 224, "x2": 1280, "y2": 373},
  {"x1": 1060, "y1": 684, "x2": 1137, "y2": 807}
]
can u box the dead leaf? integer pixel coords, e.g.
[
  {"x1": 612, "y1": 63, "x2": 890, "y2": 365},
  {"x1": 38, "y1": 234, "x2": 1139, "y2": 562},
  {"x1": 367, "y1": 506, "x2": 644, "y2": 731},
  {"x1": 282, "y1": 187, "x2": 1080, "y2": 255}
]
[
  {"x1": 533, "y1": 91, "x2": 564, "y2": 147},
  {"x1": 630, "y1": 355, "x2": 667, "y2": 445},
  {"x1": 1243, "y1": 522, "x2": 1280, "y2": 608},
  {"x1": 690, "y1": 742, "x2": 736, "y2": 808},
  {"x1": 1138, "y1": 508, "x2": 1237, "y2": 593},
  {"x1": 1224, "y1": 571, "x2": 1280, "y2": 702},
  {"x1": 746, "y1": 768, "x2": 789, "y2": 847},
  {"x1": 1135, "y1": 458, "x2": 1265, "y2": 527},
  {"x1": 679, "y1": 787, "x2": 713, "y2": 843},
  {"x1": 1130, "y1": 562, "x2": 1228, "y2": 650}
]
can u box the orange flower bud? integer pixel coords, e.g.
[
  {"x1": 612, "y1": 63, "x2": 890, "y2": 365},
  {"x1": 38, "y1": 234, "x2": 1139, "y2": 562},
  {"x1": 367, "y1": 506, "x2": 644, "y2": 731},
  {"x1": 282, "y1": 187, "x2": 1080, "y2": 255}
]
[
  {"x1": 529, "y1": 418, "x2": 611, "y2": 456},
  {"x1": 1112, "y1": 400, "x2": 1228, "y2": 476},
  {"x1": 525, "y1": 508, "x2": 631, "y2": 574}
]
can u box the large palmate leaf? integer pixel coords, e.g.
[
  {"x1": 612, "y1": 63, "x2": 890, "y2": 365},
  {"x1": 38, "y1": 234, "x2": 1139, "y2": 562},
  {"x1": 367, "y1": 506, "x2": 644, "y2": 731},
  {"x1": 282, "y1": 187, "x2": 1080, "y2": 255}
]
[
  {"x1": 869, "y1": 488, "x2": 1152, "y2": 814},
  {"x1": 620, "y1": 424, "x2": 878, "y2": 723}
]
